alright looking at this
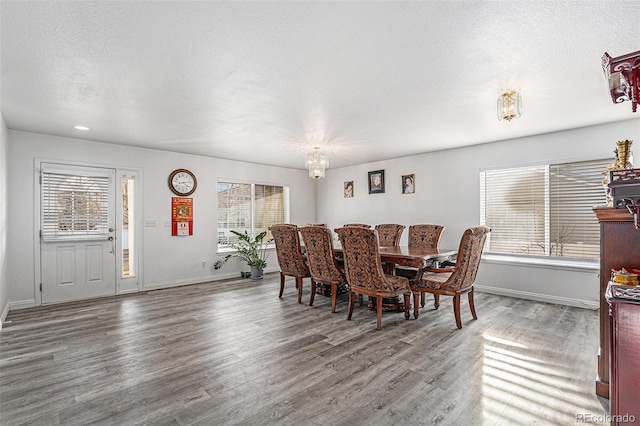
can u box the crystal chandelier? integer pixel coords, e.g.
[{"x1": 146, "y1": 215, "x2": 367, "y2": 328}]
[
  {"x1": 497, "y1": 90, "x2": 522, "y2": 121},
  {"x1": 305, "y1": 147, "x2": 329, "y2": 179}
]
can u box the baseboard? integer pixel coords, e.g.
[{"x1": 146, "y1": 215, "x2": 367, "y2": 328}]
[
  {"x1": 7, "y1": 299, "x2": 37, "y2": 311},
  {"x1": 475, "y1": 284, "x2": 599, "y2": 310},
  {"x1": 143, "y1": 267, "x2": 280, "y2": 291}
]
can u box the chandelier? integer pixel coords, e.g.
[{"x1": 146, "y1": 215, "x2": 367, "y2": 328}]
[
  {"x1": 305, "y1": 147, "x2": 329, "y2": 179},
  {"x1": 602, "y1": 50, "x2": 640, "y2": 113},
  {"x1": 497, "y1": 91, "x2": 522, "y2": 121}
]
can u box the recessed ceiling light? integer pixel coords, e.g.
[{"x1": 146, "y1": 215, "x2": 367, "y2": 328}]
[{"x1": 74, "y1": 125, "x2": 90, "y2": 131}]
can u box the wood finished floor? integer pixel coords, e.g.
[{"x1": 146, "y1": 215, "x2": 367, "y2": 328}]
[{"x1": 1, "y1": 273, "x2": 609, "y2": 425}]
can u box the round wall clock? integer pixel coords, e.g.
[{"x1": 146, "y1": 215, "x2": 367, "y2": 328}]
[{"x1": 168, "y1": 169, "x2": 197, "y2": 196}]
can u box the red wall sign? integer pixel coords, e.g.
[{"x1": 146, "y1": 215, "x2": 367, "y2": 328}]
[{"x1": 171, "y1": 197, "x2": 193, "y2": 236}]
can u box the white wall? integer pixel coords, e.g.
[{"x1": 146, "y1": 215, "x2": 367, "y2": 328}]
[
  {"x1": 7, "y1": 130, "x2": 316, "y2": 309},
  {"x1": 317, "y1": 118, "x2": 640, "y2": 309},
  {"x1": 0, "y1": 115, "x2": 8, "y2": 326}
]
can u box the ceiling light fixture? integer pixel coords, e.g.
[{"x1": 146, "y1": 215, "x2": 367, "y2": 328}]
[
  {"x1": 305, "y1": 147, "x2": 329, "y2": 179},
  {"x1": 497, "y1": 91, "x2": 522, "y2": 122},
  {"x1": 602, "y1": 50, "x2": 640, "y2": 113},
  {"x1": 74, "y1": 125, "x2": 90, "y2": 130}
]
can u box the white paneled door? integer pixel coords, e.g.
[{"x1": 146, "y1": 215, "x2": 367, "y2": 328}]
[{"x1": 40, "y1": 164, "x2": 116, "y2": 304}]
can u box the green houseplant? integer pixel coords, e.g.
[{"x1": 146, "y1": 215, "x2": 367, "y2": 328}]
[{"x1": 214, "y1": 230, "x2": 270, "y2": 279}]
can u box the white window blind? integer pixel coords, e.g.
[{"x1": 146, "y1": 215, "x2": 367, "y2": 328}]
[
  {"x1": 480, "y1": 158, "x2": 610, "y2": 260},
  {"x1": 217, "y1": 181, "x2": 289, "y2": 248},
  {"x1": 41, "y1": 169, "x2": 111, "y2": 241}
]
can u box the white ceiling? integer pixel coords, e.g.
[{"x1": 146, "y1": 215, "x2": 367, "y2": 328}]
[{"x1": 1, "y1": 1, "x2": 639, "y2": 170}]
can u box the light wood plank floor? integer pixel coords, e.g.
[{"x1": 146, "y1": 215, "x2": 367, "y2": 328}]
[{"x1": 1, "y1": 273, "x2": 609, "y2": 425}]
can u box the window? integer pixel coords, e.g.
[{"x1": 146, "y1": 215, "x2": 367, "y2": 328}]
[
  {"x1": 480, "y1": 158, "x2": 610, "y2": 260},
  {"x1": 121, "y1": 176, "x2": 135, "y2": 277},
  {"x1": 217, "y1": 180, "x2": 289, "y2": 249},
  {"x1": 41, "y1": 168, "x2": 111, "y2": 241}
]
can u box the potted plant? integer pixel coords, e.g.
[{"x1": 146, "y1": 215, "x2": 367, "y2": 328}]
[{"x1": 214, "y1": 230, "x2": 270, "y2": 279}]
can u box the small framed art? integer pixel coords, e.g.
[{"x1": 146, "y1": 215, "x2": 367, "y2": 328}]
[
  {"x1": 368, "y1": 170, "x2": 385, "y2": 194},
  {"x1": 344, "y1": 181, "x2": 354, "y2": 198},
  {"x1": 402, "y1": 174, "x2": 415, "y2": 194}
]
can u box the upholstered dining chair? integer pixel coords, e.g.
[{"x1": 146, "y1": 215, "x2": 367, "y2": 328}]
[
  {"x1": 396, "y1": 224, "x2": 446, "y2": 295},
  {"x1": 269, "y1": 224, "x2": 312, "y2": 304},
  {"x1": 374, "y1": 224, "x2": 405, "y2": 246},
  {"x1": 335, "y1": 226, "x2": 411, "y2": 331},
  {"x1": 408, "y1": 224, "x2": 445, "y2": 249},
  {"x1": 343, "y1": 223, "x2": 371, "y2": 228},
  {"x1": 299, "y1": 226, "x2": 347, "y2": 313},
  {"x1": 411, "y1": 225, "x2": 490, "y2": 329}
]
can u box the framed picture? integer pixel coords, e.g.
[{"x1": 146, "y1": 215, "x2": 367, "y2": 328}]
[
  {"x1": 402, "y1": 174, "x2": 415, "y2": 194},
  {"x1": 368, "y1": 170, "x2": 385, "y2": 194},
  {"x1": 344, "y1": 181, "x2": 354, "y2": 198}
]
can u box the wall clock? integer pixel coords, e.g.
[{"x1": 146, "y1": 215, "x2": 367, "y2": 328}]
[{"x1": 168, "y1": 169, "x2": 197, "y2": 196}]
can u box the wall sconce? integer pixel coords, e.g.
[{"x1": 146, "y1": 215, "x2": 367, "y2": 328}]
[
  {"x1": 305, "y1": 147, "x2": 329, "y2": 179},
  {"x1": 497, "y1": 90, "x2": 522, "y2": 121},
  {"x1": 602, "y1": 50, "x2": 640, "y2": 113}
]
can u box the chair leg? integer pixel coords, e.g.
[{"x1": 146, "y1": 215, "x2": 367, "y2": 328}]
[
  {"x1": 453, "y1": 292, "x2": 462, "y2": 329},
  {"x1": 420, "y1": 291, "x2": 426, "y2": 308},
  {"x1": 279, "y1": 272, "x2": 285, "y2": 298},
  {"x1": 412, "y1": 291, "x2": 421, "y2": 319},
  {"x1": 376, "y1": 294, "x2": 383, "y2": 331},
  {"x1": 297, "y1": 277, "x2": 303, "y2": 304},
  {"x1": 358, "y1": 294, "x2": 363, "y2": 306},
  {"x1": 309, "y1": 279, "x2": 316, "y2": 306},
  {"x1": 403, "y1": 293, "x2": 411, "y2": 320},
  {"x1": 331, "y1": 282, "x2": 337, "y2": 313},
  {"x1": 434, "y1": 294, "x2": 440, "y2": 310},
  {"x1": 347, "y1": 291, "x2": 355, "y2": 320},
  {"x1": 468, "y1": 287, "x2": 477, "y2": 320}
]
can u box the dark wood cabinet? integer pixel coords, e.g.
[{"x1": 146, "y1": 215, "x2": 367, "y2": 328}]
[
  {"x1": 606, "y1": 284, "x2": 640, "y2": 424},
  {"x1": 593, "y1": 207, "x2": 640, "y2": 399}
]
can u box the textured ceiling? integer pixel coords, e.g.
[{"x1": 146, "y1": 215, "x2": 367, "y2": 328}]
[{"x1": 1, "y1": 1, "x2": 639, "y2": 170}]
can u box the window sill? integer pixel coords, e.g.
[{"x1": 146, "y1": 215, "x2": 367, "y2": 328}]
[{"x1": 482, "y1": 253, "x2": 599, "y2": 272}]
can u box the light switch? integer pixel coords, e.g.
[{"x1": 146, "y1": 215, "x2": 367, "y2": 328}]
[{"x1": 145, "y1": 219, "x2": 156, "y2": 227}]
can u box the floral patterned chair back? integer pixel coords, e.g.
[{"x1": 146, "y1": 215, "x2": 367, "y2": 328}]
[
  {"x1": 343, "y1": 223, "x2": 371, "y2": 228},
  {"x1": 269, "y1": 224, "x2": 309, "y2": 277},
  {"x1": 269, "y1": 224, "x2": 311, "y2": 304},
  {"x1": 299, "y1": 226, "x2": 347, "y2": 312},
  {"x1": 442, "y1": 225, "x2": 490, "y2": 291},
  {"x1": 408, "y1": 224, "x2": 445, "y2": 249},
  {"x1": 299, "y1": 226, "x2": 344, "y2": 285},
  {"x1": 374, "y1": 224, "x2": 405, "y2": 246}
]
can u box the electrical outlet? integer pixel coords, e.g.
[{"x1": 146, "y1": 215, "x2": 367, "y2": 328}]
[
  {"x1": 145, "y1": 219, "x2": 156, "y2": 227},
  {"x1": 164, "y1": 220, "x2": 171, "y2": 227}
]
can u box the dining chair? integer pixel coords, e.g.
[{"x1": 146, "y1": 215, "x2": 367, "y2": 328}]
[
  {"x1": 407, "y1": 224, "x2": 445, "y2": 249},
  {"x1": 343, "y1": 223, "x2": 371, "y2": 228},
  {"x1": 269, "y1": 224, "x2": 313, "y2": 304},
  {"x1": 335, "y1": 226, "x2": 411, "y2": 331},
  {"x1": 396, "y1": 224, "x2": 445, "y2": 295},
  {"x1": 299, "y1": 225, "x2": 347, "y2": 312},
  {"x1": 411, "y1": 225, "x2": 490, "y2": 328},
  {"x1": 374, "y1": 224, "x2": 405, "y2": 246}
]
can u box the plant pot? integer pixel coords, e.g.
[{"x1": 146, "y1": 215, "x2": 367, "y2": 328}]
[{"x1": 250, "y1": 266, "x2": 264, "y2": 280}]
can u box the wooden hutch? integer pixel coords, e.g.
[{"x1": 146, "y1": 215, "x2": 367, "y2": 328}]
[{"x1": 592, "y1": 207, "x2": 640, "y2": 400}]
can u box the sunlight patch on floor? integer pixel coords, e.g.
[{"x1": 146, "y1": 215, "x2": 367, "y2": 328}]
[{"x1": 481, "y1": 333, "x2": 607, "y2": 424}]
